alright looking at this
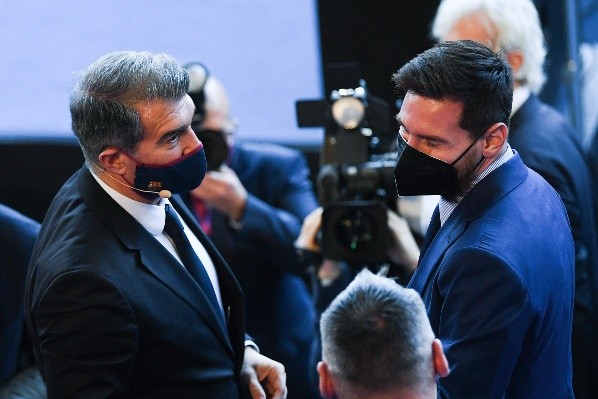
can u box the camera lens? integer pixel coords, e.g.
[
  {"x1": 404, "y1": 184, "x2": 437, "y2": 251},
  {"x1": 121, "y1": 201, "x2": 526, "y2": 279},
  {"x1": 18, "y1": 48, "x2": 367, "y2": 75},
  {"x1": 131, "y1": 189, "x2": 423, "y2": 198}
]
[
  {"x1": 333, "y1": 209, "x2": 375, "y2": 252},
  {"x1": 194, "y1": 128, "x2": 229, "y2": 171},
  {"x1": 322, "y1": 200, "x2": 390, "y2": 263}
]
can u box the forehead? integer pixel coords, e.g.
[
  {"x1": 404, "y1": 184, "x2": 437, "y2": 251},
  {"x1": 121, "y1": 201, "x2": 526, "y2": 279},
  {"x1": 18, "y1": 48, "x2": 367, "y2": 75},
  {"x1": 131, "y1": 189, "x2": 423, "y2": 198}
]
[
  {"x1": 399, "y1": 92, "x2": 464, "y2": 132},
  {"x1": 134, "y1": 95, "x2": 194, "y2": 138},
  {"x1": 444, "y1": 12, "x2": 497, "y2": 49}
]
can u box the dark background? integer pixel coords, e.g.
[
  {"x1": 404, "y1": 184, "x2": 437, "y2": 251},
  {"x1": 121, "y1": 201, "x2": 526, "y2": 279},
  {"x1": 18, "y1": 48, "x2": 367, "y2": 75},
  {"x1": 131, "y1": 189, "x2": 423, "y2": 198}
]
[{"x1": 317, "y1": 0, "x2": 439, "y2": 109}]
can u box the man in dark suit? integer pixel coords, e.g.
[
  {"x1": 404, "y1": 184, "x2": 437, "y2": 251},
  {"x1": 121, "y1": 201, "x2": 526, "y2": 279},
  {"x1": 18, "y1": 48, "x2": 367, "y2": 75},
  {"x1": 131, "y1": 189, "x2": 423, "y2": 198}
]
[
  {"x1": 0, "y1": 204, "x2": 39, "y2": 386},
  {"x1": 432, "y1": 1, "x2": 598, "y2": 395},
  {"x1": 394, "y1": 40, "x2": 575, "y2": 397},
  {"x1": 181, "y1": 65, "x2": 319, "y2": 399},
  {"x1": 24, "y1": 51, "x2": 286, "y2": 399}
]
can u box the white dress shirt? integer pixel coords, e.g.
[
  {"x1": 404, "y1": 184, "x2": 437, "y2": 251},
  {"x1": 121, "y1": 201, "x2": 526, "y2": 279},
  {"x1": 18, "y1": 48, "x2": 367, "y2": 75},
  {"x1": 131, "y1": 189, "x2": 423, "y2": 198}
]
[{"x1": 90, "y1": 172, "x2": 224, "y2": 313}]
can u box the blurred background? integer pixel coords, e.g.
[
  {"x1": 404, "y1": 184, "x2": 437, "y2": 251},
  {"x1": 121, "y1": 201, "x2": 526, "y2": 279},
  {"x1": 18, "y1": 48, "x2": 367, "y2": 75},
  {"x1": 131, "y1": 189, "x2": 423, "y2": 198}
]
[
  {"x1": 0, "y1": 0, "x2": 442, "y2": 221},
  {"x1": 0, "y1": 0, "x2": 439, "y2": 146}
]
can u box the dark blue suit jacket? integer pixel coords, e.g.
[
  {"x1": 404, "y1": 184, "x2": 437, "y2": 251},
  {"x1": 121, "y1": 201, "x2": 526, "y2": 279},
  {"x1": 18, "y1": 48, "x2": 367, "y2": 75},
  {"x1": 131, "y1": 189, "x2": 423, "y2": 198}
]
[
  {"x1": 409, "y1": 153, "x2": 575, "y2": 398},
  {"x1": 185, "y1": 141, "x2": 319, "y2": 398},
  {"x1": 25, "y1": 167, "x2": 248, "y2": 398},
  {"x1": 509, "y1": 93, "x2": 598, "y2": 388},
  {"x1": 0, "y1": 204, "x2": 40, "y2": 385}
]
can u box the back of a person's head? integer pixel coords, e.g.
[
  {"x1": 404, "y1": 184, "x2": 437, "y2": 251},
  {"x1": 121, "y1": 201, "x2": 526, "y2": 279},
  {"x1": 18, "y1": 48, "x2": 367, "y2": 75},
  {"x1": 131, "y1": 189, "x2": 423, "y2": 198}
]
[
  {"x1": 70, "y1": 51, "x2": 189, "y2": 164},
  {"x1": 320, "y1": 269, "x2": 436, "y2": 397},
  {"x1": 431, "y1": 0, "x2": 546, "y2": 94},
  {"x1": 203, "y1": 76, "x2": 232, "y2": 127},
  {"x1": 392, "y1": 40, "x2": 513, "y2": 140}
]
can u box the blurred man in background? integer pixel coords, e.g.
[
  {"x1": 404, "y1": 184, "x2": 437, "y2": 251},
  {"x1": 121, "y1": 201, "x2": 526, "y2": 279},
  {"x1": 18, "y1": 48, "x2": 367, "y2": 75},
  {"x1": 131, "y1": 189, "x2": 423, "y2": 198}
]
[{"x1": 183, "y1": 62, "x2": 320, "y2": 398}]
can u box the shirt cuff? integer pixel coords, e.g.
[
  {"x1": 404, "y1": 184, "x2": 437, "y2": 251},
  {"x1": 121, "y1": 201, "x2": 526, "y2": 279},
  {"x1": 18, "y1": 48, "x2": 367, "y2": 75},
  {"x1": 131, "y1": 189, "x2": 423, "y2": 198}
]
[{"x1": 245, "y1": 340, "x2": 259, "y2": 352}]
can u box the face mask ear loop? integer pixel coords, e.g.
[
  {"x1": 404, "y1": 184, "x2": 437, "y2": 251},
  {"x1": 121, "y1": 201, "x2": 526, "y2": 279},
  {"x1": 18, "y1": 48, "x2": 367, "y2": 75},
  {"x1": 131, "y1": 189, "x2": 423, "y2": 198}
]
[
  {"x1": 450, "y1": 133, "x2": 483, "y2": 167},
  {"x1": 472, "y1": 155, "x2": 486, "y2": 172}
]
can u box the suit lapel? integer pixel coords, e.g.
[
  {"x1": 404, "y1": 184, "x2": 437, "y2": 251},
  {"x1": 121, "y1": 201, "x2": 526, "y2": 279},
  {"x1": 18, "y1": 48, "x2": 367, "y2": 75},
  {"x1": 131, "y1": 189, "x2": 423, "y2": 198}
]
[
  {"x1": 409, "y1": 210, "x2": 468, "y2": 294},
  {"x1": 78, "y1": 169, "x2": 236, "y2": 355},
  {"x1": 409, "y1": 154, "x2": 529, "y2": 295},
  {"x1": 138, "y1": 240, "x2": 233, "y2": 349},
  {"x1": 418, "y1": 205, "x2": 440, "y2": 262},
  {"x1": 169, "y1": 196, "x2": 246, "y2": 362}
]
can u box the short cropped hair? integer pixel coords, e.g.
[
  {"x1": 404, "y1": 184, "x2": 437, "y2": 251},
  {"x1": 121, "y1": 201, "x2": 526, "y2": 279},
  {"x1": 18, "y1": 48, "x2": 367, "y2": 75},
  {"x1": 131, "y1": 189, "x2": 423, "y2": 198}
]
[
  {"x1": 320, "y1": 269, "x2": 436, "y2": 394},
  {"x1": 70, "y1": 51, "x2": 189, "y2": 164},
  {"x1": 431, "y1": 0, "x2": 546, "y2": 93},
  {"x1": 392, "y1": 40, "x2": 513, "y2": 139}
]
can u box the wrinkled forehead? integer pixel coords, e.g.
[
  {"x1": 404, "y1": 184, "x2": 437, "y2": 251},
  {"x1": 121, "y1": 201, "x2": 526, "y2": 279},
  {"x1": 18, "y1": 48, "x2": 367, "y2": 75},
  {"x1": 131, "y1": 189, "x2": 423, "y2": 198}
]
[{"x1": 443, "y1": 11, "x2": 498, "y2": 51}]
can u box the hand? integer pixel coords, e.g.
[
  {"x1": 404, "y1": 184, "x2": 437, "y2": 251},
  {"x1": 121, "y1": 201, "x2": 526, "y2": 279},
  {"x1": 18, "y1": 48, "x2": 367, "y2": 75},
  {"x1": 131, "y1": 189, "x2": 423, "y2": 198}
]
[
  {"x1": 241, "y1": 347, "x2": 287, "y2": 399},
  {"x1": 295, "y1": 208, "x2": 342, "y2": 285},
  {"x1": 190, "y1": 164, "x2": 248, "y2": 221},
  {"x1": 294, "y1": 207, "x2": 323, "y2": 252},
  {"x1": 386, "y1": 210, "x2": 420, "y2": 273}
]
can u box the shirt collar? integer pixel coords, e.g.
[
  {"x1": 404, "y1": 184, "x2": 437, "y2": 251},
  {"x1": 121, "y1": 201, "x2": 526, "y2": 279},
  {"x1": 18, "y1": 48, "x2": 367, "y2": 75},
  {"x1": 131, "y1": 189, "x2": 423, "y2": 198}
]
[
  {"x1": 511, "y1": 85, "x2": 530, "y2": 116},
  {"x1": 91, "y1": 171, "x2": 167, "y2": 236},
  {"x1": 439, "y1": 144, "x2": 514, "y2": 225}
]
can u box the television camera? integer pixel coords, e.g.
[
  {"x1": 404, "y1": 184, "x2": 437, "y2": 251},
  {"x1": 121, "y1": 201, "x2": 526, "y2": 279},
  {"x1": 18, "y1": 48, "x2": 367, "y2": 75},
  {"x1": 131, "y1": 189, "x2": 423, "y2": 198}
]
[{"x1": 295, "y1": 64, "x2": 398, "y2": 264}]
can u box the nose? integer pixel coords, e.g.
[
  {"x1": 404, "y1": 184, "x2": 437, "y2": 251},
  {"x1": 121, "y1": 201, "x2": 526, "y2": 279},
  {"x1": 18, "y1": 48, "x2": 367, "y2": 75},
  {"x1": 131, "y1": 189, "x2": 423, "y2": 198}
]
[{"x1": 182, "y1": 127, "x2": 202, "y2": 154}]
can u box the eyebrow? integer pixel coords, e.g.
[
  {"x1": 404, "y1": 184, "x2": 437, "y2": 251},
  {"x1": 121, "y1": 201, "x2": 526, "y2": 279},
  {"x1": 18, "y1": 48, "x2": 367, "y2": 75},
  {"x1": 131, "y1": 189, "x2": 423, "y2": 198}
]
[
  {"x1": 395, "y1": 115, "x2": 451, "y2": 145},
  {"x1": 395, "y1": 115, "x2": 409, "y2": 132}
]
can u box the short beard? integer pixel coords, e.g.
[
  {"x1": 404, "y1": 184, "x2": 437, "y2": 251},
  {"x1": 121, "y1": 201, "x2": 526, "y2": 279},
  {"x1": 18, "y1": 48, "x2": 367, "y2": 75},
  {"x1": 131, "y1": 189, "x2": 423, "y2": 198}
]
[{"x1": 443, "y1": 150, "x2": 481, "y2": 202}]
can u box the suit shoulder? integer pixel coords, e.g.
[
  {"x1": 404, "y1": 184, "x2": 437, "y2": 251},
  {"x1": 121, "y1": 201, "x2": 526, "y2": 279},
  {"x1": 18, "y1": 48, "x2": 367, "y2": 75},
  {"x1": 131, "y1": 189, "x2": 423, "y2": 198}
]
[
  {"x1": 32, "y1": 196, "x2": 128, "y2": 288},
  {"x1": 0, "y1": 204, "x2": 40, "y2": 238},
  {"x1": 510, "y1": 98, "x2": 581, "y2": 153},
  {"x1": 235, "y1": 141, "x2": 307, "y2": 164}
]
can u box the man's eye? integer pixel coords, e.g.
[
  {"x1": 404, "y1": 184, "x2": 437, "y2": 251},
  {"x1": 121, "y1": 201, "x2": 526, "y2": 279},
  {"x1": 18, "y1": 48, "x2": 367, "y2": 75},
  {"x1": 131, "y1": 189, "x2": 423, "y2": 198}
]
[
  {"x1": 423, "y1": 139, "x2": 441, "y2": 149},
  {"x1": 166, "y1": 135, "x2": 180, "y2": 145}
]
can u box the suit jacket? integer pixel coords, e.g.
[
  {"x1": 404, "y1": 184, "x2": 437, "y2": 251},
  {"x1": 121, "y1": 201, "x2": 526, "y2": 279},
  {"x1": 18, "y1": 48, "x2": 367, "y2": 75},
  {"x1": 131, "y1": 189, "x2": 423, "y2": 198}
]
[
  {"x1": 510, "y1": 93, "x2": 598, "y2": 314},
  {"x1": 24, "y1": 167, "x2": 247, "y2": 398},
  {"x1": 510, "y1": 93, "x2": 598, "y2": 391},
  {"x1": 0, "y1": 204, "x2": 40, "y2": 385},
  {"x1": 409, "y1": 153, "x2": 575, "y2": 398},
  {"x1": 184, "y1": 141, "x2": 319, "y2": 398}
]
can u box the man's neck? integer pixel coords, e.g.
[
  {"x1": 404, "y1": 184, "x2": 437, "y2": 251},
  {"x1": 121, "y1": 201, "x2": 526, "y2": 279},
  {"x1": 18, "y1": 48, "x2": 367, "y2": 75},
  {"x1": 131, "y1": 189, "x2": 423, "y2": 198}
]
[{"x1": 334, "y1": 383, "x2": 436, "y2": 399}]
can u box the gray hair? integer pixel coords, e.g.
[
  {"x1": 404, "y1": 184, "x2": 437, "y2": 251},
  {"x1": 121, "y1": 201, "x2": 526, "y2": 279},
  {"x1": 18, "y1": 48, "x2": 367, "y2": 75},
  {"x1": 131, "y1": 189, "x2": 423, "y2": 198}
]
[
  {"x1": 320, "y1": 268, "x2": 436, "y2": 394},
  {"x1": 432, "y1": 0, "x2": 546, "y2": 93},
  {"x1": 70, "y1": 51, "x2": 190, "y2": 164}
]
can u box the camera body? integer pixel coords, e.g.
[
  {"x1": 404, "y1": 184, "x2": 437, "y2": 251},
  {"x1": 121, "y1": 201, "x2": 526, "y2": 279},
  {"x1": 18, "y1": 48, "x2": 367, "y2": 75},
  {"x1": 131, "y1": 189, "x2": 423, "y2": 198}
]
[{"x1": 296, "y1": 64, "x2": 397, "y2": 264}]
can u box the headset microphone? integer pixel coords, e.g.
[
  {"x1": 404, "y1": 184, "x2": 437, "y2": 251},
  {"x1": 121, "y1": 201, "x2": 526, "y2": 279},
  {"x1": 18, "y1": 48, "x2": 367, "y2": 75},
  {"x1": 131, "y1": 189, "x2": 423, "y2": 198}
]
[{"x1": 94, "y1": 164, "x2": 172, "y2": 198}]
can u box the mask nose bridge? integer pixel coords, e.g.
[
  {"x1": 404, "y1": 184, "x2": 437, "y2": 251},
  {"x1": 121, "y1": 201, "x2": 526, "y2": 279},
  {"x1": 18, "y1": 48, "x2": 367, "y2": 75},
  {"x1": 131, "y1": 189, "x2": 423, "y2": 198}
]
[{"x1": 398, "y1": 133, "x2": 452, "y2": 165}]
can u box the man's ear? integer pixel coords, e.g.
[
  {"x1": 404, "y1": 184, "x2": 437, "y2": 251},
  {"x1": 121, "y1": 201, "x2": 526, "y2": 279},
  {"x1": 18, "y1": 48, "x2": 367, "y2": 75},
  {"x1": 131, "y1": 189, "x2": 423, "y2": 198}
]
[
  {"x1": 98, "y1": 147, "x2": 129, "y2": 176},
  {"x1": 432, "y1": 339, "x2": 450, "y2": 378},
  {"x1": 317, "y1": 361, "x2": 336, "y2": 399},
  {"x1": 506, "y1": 50, "x2": 524, "y2": 81},
  {"x1": 481, "y1": 122, "x2": 508, "y2": 158}
]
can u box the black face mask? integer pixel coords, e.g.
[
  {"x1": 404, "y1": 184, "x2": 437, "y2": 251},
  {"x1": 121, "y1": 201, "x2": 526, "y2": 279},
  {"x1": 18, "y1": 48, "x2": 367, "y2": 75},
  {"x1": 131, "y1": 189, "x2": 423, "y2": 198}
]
[
  {"x1": 193, "y1": 125, "x2": 229, "y2": 171},
  {"x1": 394, "y1": 133, "x2": 482, "y2": 197}
]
